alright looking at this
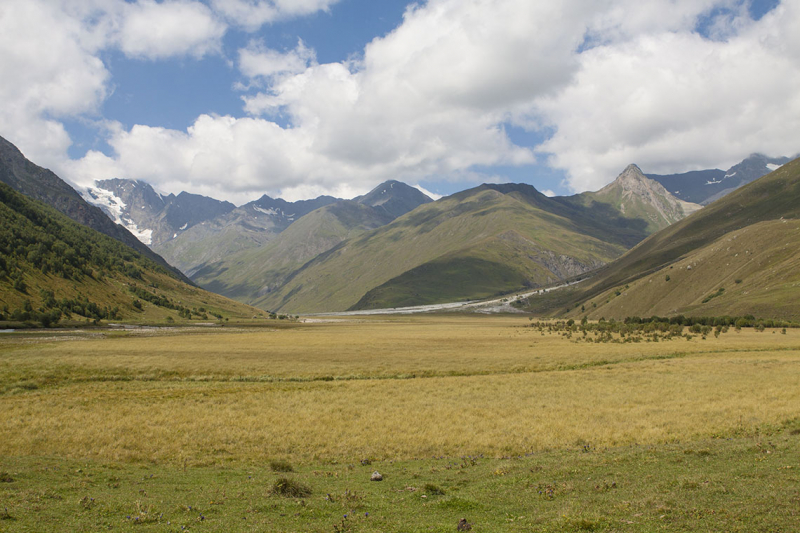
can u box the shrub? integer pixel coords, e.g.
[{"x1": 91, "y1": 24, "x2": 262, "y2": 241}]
[
  {"x1": 271, "y1": 477, "x2": 311, "y2": 498},
  {"x1": 269, "y1": 459, "x2": 294, "y2": 473}
]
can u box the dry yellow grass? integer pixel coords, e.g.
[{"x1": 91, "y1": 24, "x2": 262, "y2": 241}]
[{"x1": 1, "y1": 316, "x2": 798, "y2": 464}]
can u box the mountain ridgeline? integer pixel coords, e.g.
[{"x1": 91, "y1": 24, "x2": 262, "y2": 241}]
[
  {"x1": 72, "y1": 136, "x2": 797, "y2": 316},
  {"x1": 647, "y1": 153, "x2": 792, "y2": 205}
]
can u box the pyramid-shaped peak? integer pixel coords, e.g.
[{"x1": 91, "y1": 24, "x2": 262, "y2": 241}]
[
  {"x1": 610, "y1": 164, "x2": 653, "y2": 188},
  {"x1": 620, "y1": 163, "x2": 645, "y2": 176},
  {"x1": 598, "y1": 163, "x2": 674, "y2": 200}
]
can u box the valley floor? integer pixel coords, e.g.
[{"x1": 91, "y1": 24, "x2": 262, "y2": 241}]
[{"x1": 0, "y1": 316, "x2": 798, "y2": 531}]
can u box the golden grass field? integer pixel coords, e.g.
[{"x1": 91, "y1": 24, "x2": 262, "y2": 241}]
[{"x1": 1, "y1": 315, "x2": 799, "y2": 464}]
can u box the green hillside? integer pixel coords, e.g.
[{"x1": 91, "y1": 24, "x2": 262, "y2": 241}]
[
  {"x1": 351, "y1": 230, "x2": 579, "y2": 309},
  {"x1": 257, "y1": 184, "x2": 649, "y2": 313},
  {"x1": 572, "y1": 219, "x2": 800, "y2": 320},
  {"x1": 549, "y1": 157, "x2": 800, "y2": 320},
  {"x1": 0, "y1": 182, "x2": 261, "y2": 326},
  {"x1": 0, "y1": 135, "x2": 189, "y2": 282},
  {"x1": 193, "y1": 201, "x2": 390, "y2": 304}
]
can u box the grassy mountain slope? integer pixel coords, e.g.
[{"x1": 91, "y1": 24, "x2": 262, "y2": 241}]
[
  {"x1": 193, "y1": 201, "x2": 391, "y2": 304},
  {"x1": 573, "y1": 219, "x2": 800, "y2": 320},
  {"x1": 190, "y1": 181, "x2": 432, "y2": 305},
  {"x1": 0, "y1": 182, "x2": 260, "y2": 325},
  {"x1": 0, "y1": 136, "x2": 188, "y2": 282},
  {"x1": 258, "y1": 184, "x2": 638, "y2": 313},
  {"x1": 551, "y1": 156, "x2": 800, "y2": 319}
]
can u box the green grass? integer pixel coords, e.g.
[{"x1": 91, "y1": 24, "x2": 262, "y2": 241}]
[
  {"x1": 351, "y1": 253, "x2": 539, "y2": 310},
  {"x1": 1, "y1": 317, "x2": 798, "y2": 531},
  {"x1": 1, "y1": 427, "x2": 799, "y2": 532}
]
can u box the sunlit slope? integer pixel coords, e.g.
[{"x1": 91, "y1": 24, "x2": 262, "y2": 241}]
[
  {"x1": 0, "y1": 182, "x2": 261, "y2": 323},
  {"x1": 558, "y1": 157, "x2": 800, "y2": 319},
  {"x1": 260, "y1": 184, "x2": 635, "y2": 313},
  {"x1": 573, "y1": 219, "x2": 800, "y2": 320},
  {"x1": 193, "y1": 201, "x2": 391, "y2": 304}
]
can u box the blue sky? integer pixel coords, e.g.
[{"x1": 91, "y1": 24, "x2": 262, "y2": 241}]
[{"x1": 0, "y1": 0, "x2": 795, "y2": 204}]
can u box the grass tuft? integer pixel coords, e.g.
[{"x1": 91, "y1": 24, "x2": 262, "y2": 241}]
[
  {"x1": 269, "y1": 459, "x2": 294, "y2": 473},
  {"x1": 423, "y1": 483, "x2": 446, "y2": 495},
  {"x1": 271, "y1": 477, "x2": 311, "y2": 498}
]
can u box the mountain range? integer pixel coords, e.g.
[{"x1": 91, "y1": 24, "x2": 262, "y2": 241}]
[
  {"x1": 188, "y1": 166, "x2": 699, "y2": 312},
  {"x1": 84, "y1": 162, "x2": 712, "y2": 313},
  {"x1": 0, "y1": 180, "x2": 260, "y2": 325},
  {"x1": 4, "y1": 130, "x2": 796, "y2": 320}
]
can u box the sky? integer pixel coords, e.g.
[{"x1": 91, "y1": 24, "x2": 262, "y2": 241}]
[{"x1": 1, "y1": 0, "x2": 797, "y2": 205}]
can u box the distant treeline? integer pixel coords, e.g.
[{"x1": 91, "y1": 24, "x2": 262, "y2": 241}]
[
  {"x1": 529, "y1": 314, "x2": 796, "y2": 343},
  {"x1": 620, "y1": 315, "x2": 798, "y2": 328}
]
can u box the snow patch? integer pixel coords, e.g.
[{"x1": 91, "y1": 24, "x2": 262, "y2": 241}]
[
  {"x1": 254, "y1": 206, "x2": 278, "y2": 216},
  {"x1": 121, "y1": 218, "x2": 153, "y2": 245},
  {"x1": 179, "y1": 223, "x2": 188, "y2": 230},
  {"x1": 412, "y1": 184, "x2": 442, "y2": 200},
  {"x1": 83, "y1": 186, "x2": 126, "y2": 221},
  {"x1": 767, "y1": 163, "x2": 782, "y2": 171}
]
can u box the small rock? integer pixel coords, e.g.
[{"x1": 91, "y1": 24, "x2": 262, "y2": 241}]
[
  {"x1": 457, "y1": 517, "x2": 472, "y2": 531},
  {"x1": 370, "y1": 471, "x2": 383, "y2": 481}
]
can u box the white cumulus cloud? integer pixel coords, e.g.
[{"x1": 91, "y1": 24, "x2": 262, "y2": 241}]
[
  {"x1": 4, "y1": 0, "x2": 800, "y2": 204},
  {"x1": 537, "y1": 3, "x2": 800, "y2": 191},
  {"x1": 210, "y1": 0, "x2": 341, "y2": 31},
  {"x1": 118, "y1": 0, "x2": 227, "y2": 60},
  {"x1": 0, "y1": 0, "x2": 110, "y2": 170},
  {"x1": 238, "y1": 39, "x2": 316, "y2": 80}
]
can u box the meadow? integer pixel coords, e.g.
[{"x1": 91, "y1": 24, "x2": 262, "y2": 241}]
[{"x1": 0, "y1": 315, "x2": 799, "y2": 531}]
